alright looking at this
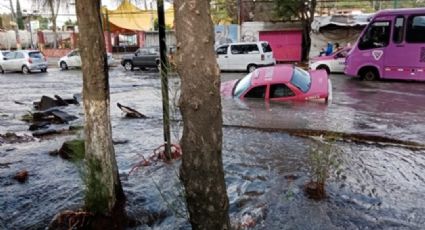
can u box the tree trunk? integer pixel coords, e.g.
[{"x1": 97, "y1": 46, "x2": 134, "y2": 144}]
[
  {"x1": 174, "y1": 0, "x2": 231, "y2": 229},
  {"x1": 75, "y1": 0, "x2": 126, "y2": 227},
  {"x1": 52, "y1": 17, "x2": 58, "y2": 48},
  {"x1": 302, "y1": 0, "x2": 316, "y2": 61},
  {"x1": 9, "y1": 0, "x2": 20, "y2": 49}
]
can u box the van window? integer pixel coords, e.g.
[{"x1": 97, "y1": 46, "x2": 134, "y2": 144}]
[
  {"x1": 261, "y1": 43, "x2": 272, "y2": 53},
  {"x1": 393, "y1": 16, "x2": 405, "y2": 44},
  {"x1": 231, "y1": 44, "x2": 259, "y2": 55},
  {"x1": 358, "y1": 21, "x2": 391, "y2": 50},
  {"x1": 406, "y1": 15, "x2": 425, "y2": 43},
  {"x1": 216, "y1": 45, "x2": 228, "y2": 55}
]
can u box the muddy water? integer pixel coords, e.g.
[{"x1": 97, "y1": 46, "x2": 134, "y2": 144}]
[{"x1": 1, "y1": 69, "x2": 425, "y2": 229}]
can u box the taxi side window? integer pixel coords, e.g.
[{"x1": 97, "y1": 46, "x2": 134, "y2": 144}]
[
  {"x1": 245, "y1": 85, "x2": 266, "y2": 98},
  {"x1": 270, "y1": 84, "x2": 295, "y2": 98}
]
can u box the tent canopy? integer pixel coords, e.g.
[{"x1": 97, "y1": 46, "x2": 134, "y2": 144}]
[{"x1": 102, "y1": 0, "x2": 174, "y2": 33}]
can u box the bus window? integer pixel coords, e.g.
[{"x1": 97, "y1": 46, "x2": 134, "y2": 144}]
[
  {"x1": 358, "y1": 21, "x2": 391, "y2": 50},
  {"x1": 406, "y1": 15, "x2": 425, "y2": 43},
  {"x1": 393, "y1": 16, "x2": 405, "y2": 44}
]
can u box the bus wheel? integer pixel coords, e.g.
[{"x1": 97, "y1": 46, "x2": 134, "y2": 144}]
[{"x1": 362, "y1": 69, "x2": 379, "y2": 81}]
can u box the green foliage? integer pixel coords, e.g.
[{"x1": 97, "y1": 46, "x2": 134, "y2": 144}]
[
  {"x1": 274, "y1": 0, "x2": 316, "y2": 21},
  {"x1": 16, "y1": 0, "x2": 24, "y2": 30},
  {"x1": 211, "y1": 0, "x2": 236, "y2": 24},
  {"x1": 153, "y1": 18, "x2": 173, "y2": 31},
  {"x1": 20, "y1": 112, "x2": 33, "y2": 122},
  {"x1": 82, "y1": 158, "x2": 110, "y2": 214},
  {"x1": 64, "y1": 19, "x2": 77, "y2": 26},
  {"x1": 308, "y1": 136, "x2": 342, "y2": 185},
  {"x1": 317, "y1": 0, "x2": 425, "y2": 13},
  {"x1": 38, "y1": 17, "x2": 49, "y2": 30},
  {"x1": 63, "y1": 139, "x2": 85, "y2": 162}
]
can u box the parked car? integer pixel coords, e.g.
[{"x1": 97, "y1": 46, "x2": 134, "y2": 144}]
[
  {"x1": 309, "y1": 47, "x2": 350, "y2": 74},
  {"x1": 58, "y1": 49, "x2": 114, "y2": 70},
  {"x1": 121, "y1": 47, "x2": 160, "y2": 71},
  {"x1": 215, "y1": 41, "x2": 276, "y2": 73},
  {"x1": 221, "y1": 65, "x2": 332, "y2": 102},
  {"x1": 0, "y1": 50, "x2": 48, "y2": 74}
]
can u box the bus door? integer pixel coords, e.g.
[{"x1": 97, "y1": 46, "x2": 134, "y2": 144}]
[
  {"x1": 383, "y1": 15, "x2": 425, "y2": 79},
  {"x1": 357, "y1": 20, "x2": 390, "y2": 77}
]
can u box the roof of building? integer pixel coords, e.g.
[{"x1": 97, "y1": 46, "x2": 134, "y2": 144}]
[{"x1": 311, "y1": 14, "x2": 372, "y2": 32}]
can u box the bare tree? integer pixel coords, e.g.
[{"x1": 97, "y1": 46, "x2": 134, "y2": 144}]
[
  {"x1": 174, "y1": 0, "x2": 231, "y2": 228},
  {"x1": 9, "y1": 0, "x2": 21, "y2": 49},
  {"x1": 34, "y1": 0, "x2": 64, "y2": 48},
  {"x1": 75, "y1": 0, "x2": 126, "y2": 227}
]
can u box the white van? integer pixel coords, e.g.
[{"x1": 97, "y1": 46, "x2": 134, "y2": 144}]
[{"x1": 216, "y1": 41, "x2": 276, "y2": 72}]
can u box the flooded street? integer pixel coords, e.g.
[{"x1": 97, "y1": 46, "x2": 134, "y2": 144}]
[{"x1": 1, "y1": 67, "x2": 425, "y2": 229}]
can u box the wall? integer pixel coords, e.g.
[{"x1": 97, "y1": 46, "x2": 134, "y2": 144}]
[
  {"x1": 144, "y1": 31, "x2": 176, "y2": 48},
  {"x1": 214, "y1": 24, "x2": 239, "y2": 47},
  {"x1": 0, "y1": 30, "x2": 34, "y2": 49},
  {"x1": 241, "y1": 21, "x2": 302, "y2": 42}
]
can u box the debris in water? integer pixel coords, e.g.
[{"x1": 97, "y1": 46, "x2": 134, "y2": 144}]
[
  {"x1": 128, "y1": 143, "x2": 182, "y2": 175},
  {"x1": 13, "y1": 170, "x2": 29, "y2": 183},
  {"x1": 32, "y1": 109, "x2": 78, "y2": 124},
  {"x1": 28, "y1": 121, "x2": 51, "y2": 131},
  {"x1": 304, "y1": 181, "x2": 326, "y2": 200},
  {"x1": 0, "y1": 132, "x2": 34, "y2": 145},
  {"x1": 33, "y1": 95, "x2": 79, "y2": 111},
  {"x1": 117, "y1": 103, "x2": 147, "y2": 118},
  {"x1": 48, "y1": 210, "x2": 94, "y2": 229}
]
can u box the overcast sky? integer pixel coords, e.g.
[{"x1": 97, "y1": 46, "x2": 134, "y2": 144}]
[{"x1": 0, "y1": 0, "x2": 172, "y2": 26}]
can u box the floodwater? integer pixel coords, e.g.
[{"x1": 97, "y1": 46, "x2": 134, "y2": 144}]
[{"x1": 1, "y1": 68, "x2": 425, "y2": 229}]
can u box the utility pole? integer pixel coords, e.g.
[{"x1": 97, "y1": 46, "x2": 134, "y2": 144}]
[{"x1": 157, "y1": 0, "x2": 171, "y2": 159}]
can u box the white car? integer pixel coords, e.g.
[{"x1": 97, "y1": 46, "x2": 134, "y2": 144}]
[
  {"x1": 309, "y1": 47, "x2": 350, "y2": 74},
  {"x1": 215, "y1": 41, "x2": 276, "y2": 73},
  {"x1": 0, "y1": 50, "x2": 10, "y2": 63},
  {"x1": 58, "y1": 49, "x2": 114, "y2": 70},
  {"x1": 0, "y1": 50, "x2": 48, "y2": 74}
]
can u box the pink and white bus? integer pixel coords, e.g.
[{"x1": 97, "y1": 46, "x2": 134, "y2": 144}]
[{"x1": 345, "y1": 8, "x2": 425, "y2": 81}]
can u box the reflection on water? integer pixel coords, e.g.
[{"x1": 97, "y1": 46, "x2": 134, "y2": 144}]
[{"x1": 0, "y1": 70, "x2": 424, "y2": 229}]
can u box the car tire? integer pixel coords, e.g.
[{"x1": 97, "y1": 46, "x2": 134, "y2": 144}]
[
  {"x1": 22, "y1": 66, "x2": 30, "y2": 75},
  {"x1": 317, "y1": 65, "x2": 330, "y2": 75},
  {"x1": 247, "y1": 64, "x2": 257, "y2": 73},
  {"x1": 0, "y1": 66, "x2": 4, "y2": 74},
  {"x1": 41, "y1": 68, "x2": 47, "y2": 73},
  {"x1": 60, "y1": 61, "x2": 68, "y2": 70},
  {"x1": 124, "y1": 61, "x2": 133, "y2": 71},
  {"x1": 362, "y1": 69, "x2": 379, "y2": 81}
]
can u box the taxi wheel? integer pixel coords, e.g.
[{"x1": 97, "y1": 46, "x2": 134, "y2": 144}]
[
  {"x1": 317, "y1": 65, "x2": 330, "y2": 75},
  {"x1": 0, "y1": 66, "x2": 4, "y2": 74}
]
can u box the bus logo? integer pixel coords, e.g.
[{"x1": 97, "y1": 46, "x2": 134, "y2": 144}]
[{"x1": 372, "y1": 50, "x2": 384, "y2": 61}]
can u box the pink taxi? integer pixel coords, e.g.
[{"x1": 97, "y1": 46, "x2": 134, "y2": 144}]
[{"x1": 221, "y1": 65, "x2": 332, "y2": 102}]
